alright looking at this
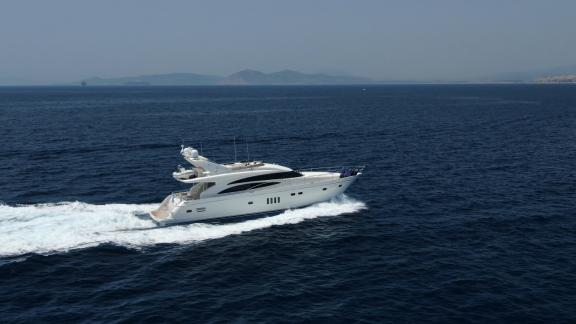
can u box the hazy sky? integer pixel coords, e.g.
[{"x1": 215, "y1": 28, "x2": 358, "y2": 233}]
[{"x1": 1, "y1": 0, "x2": 575, "y2": 83}]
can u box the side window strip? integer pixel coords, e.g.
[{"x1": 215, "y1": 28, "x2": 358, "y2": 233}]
[{"x1": 229, "y1": 171, "x2": 303, "y2": 184}]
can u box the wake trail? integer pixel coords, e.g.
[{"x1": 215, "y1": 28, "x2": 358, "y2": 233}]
[{"x1": 0, "y1": 195, "x2": 366, "y2": 258}]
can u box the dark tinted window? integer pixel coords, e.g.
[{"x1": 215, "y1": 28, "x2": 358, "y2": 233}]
[
  {"x1": 219, "y1": 182, "x2": 279, "y2": 194},
  {"x1": 229, "y1": 171, "x2": 302, "y2": 184}
]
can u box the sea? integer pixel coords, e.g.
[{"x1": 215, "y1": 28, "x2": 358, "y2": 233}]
[{"x1": 0, "y1": 85, "x2": 575, "y2": 323}]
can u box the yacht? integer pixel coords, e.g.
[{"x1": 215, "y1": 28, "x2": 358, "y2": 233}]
[{"x1": 150, "y1": 146, "x2": 363, "y2": 225}]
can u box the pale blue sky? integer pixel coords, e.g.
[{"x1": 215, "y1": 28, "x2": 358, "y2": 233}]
[{"x1": 1, "y1": 0, "x2": 574, "y2": 83}]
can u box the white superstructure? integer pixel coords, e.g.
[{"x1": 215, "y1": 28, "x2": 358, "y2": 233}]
[{"x1": 150, "y1": 146, "x2": 363, "y2": 225}]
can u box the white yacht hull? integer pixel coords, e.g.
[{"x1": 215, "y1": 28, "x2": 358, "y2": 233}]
[{"x1": 151, "y1": 174, "x2": 358, "y2": 225}]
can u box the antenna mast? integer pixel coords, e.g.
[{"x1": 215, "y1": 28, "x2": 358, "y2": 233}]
[
  {"x1": 233, "y1": 136, "x2": 237, "y2": 162},
  {"x1": 245, "y1": 137, "x2": 250, "y2": 162}
]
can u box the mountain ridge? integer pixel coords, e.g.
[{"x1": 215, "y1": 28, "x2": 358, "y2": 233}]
[
  {"x1": 82, "y1": 73, "x2": 222, "y2": 86},
  {"x1": 80, "y1": 70, "x2": 373, "y2": 86},
  {"x1": 480, "y1": 65, "x2": 576, "y2": 82}
]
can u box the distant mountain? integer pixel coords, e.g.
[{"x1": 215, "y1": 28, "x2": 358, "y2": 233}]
[
  {"x1": 222, "y1": 69, "x2": 373, "y2": 85},
  {"x1": 82, "y1": 73, "x2": 223, "y2": 86},
  {"x1": 481, "y1": 65, "x2": 576, "y2": 82},
  {"x1": 0, "y1": 76, "x2": 38, "y2": 86},
  {"x1": 535, "y1": 75, "x2": 576, "y2": 83},
  {"x1": 79, "y1": 70, "x2": 373, "y2": 86}
]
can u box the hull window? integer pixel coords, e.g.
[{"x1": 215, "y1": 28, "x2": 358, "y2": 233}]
[{"x1": 267, "y1": 197, "x2": 281, "y2": 204}]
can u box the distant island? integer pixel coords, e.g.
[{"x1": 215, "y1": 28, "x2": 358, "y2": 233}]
[
  {"x1": 4, "y1": 66, "x2": 575, "y2": 86},
  {"x1": 483, "y1": 65, "x2": 576, "y2": 83},
  {"x1": 80, "y1": 69, "x2": 373, "y2": 86},
  {"x1": 79, "y1": 68, "x2": 576, "y2": 86},
  {"x1": 534, "y1": 75, "x2": 576, "y2": 83}
]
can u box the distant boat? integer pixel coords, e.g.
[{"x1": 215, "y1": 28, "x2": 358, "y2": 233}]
[{"x1": 81, "y1": 81, "x2": 87, "y2": 87}]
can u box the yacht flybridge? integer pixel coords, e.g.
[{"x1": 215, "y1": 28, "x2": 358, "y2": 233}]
[{"x1": 150, "y1": 146, "x2": 363, "y2": 225}]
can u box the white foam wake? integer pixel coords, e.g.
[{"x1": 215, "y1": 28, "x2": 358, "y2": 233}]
[{"x1": 0, "y1": 196, "x2": 365, "y2": 257}]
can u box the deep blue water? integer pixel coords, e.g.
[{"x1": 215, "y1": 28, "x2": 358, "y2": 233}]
[{"x1": 1, "y1": 85, "x2": 576, "y2": 323}]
